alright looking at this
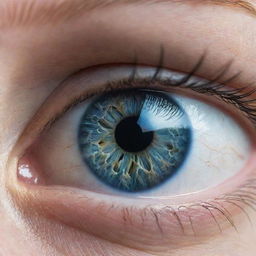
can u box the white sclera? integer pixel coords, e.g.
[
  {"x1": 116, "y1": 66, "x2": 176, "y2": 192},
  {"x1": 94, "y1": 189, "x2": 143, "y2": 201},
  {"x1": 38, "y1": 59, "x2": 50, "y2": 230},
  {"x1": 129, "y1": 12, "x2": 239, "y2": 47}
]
[{"x1": 33, "y1": 88, "x2": 251, "y2": 197}]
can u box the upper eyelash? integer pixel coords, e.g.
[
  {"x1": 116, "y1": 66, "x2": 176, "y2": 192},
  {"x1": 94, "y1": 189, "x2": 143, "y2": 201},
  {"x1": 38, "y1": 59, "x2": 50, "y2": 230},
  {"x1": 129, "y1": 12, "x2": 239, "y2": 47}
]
[
  {"x1": 42, "y1": 47, "x2": 256, "y2": 133},
  {"x1": 125, "y1": 48, "x2": 256, "y2": 127},
  {"x1": 102, "y1": 68, "x2": 256, "y2": 130}
]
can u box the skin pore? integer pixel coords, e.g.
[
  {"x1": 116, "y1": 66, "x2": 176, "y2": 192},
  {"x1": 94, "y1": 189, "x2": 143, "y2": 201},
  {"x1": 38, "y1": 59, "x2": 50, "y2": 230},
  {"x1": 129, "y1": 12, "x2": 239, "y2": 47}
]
[{"x1": 1, "y1": 0, "x2": 256, "y2": 255}]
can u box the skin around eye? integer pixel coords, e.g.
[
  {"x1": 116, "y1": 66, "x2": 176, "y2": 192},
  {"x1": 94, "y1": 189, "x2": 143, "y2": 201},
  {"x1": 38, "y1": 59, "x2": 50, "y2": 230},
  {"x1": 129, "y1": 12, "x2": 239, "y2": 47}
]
[
  {"x1": 1, "y1": 0, "x2": 256, "y2": 254},
  {"x1": 10, "y1": 66, "x2": 256, "y2": 252}
]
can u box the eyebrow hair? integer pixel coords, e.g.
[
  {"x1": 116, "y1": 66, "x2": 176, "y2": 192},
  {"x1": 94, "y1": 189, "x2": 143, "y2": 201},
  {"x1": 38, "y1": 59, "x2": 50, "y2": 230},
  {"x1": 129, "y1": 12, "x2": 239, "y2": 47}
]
[{"x1": 1, "y1": 0, "x2": 256, "y2": 28}]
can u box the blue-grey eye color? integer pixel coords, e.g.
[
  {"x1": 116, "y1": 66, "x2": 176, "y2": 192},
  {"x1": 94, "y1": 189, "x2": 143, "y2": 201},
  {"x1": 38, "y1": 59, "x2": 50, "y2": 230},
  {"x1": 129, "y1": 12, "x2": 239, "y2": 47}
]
[{"x1": 78, "y1": 90, "x2": 192, "y2": 192}]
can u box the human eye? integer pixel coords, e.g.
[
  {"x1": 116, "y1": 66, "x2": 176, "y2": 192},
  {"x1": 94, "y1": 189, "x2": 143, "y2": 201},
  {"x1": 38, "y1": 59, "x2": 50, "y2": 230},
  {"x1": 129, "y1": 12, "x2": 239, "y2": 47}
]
[
  {"x1": 4, "y1": 1, "x2": 256, "y2": 254},
  {"x1": 11, "y1": 56, "x2": 256, "y2": 250},
  {"x1": 17, "y1": 63, "x2": 253, "y2": 195}
]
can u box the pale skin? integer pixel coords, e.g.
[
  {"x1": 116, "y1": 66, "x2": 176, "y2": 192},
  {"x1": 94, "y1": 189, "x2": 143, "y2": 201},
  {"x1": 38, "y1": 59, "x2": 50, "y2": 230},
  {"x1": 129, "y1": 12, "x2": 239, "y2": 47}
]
[{"x1": 1, "y1": 0, "x2": 256, "y2": 255}]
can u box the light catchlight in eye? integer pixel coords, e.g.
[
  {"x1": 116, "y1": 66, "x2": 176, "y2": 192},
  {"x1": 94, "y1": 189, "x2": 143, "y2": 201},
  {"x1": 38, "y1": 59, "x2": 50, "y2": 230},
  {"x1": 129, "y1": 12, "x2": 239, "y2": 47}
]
[{"x1": 16, "y1": 66, "x2": 255, "y2": 199}]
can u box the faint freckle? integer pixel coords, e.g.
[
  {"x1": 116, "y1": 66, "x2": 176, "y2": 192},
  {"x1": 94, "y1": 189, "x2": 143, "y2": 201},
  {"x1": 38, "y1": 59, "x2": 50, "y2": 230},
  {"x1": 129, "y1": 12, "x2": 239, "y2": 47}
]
[{"x1": 18, "y1": 164, "x2": 39, "y2": 185}]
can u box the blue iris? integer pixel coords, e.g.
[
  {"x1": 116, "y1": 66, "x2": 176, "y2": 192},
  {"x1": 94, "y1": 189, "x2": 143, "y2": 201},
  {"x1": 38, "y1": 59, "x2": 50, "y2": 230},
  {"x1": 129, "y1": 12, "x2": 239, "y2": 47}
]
[{"x1": 78, "y1": 90, "x2": 192, "y2": 192}]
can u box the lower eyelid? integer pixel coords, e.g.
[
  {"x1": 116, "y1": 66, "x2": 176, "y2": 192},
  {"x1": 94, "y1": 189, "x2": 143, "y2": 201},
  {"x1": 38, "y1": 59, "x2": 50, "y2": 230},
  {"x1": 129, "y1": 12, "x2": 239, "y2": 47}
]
[
  {"x1": 7, "y1": 157, "x2": 256, "y2": 251},
  {"x1": 9, "y1": 179, "x2": 255, "y2": 252},
  {"x1": 9, "y1": 152, "x2": 256, "y2": 252}
]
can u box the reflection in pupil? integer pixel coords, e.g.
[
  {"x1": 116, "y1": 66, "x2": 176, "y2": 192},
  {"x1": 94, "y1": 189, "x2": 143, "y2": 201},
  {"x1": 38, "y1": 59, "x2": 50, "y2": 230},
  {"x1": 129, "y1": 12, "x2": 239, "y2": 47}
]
[{"x1": 115, "y1": 116, "x2": 154, "y2": 153}]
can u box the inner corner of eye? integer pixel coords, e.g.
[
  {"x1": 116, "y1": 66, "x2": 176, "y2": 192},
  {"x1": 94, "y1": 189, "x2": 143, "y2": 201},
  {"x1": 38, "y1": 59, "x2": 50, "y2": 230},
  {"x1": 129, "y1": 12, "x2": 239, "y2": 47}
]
[{"x1": 17, "y1": 152, "x2": 45, "y2": 186}]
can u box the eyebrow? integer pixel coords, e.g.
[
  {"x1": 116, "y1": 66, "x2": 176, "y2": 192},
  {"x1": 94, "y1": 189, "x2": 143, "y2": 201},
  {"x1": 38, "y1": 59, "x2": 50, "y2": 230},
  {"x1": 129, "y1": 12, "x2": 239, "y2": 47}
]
[{"x1": 1, "y1": 0, "x2": 256, "y2": 28}]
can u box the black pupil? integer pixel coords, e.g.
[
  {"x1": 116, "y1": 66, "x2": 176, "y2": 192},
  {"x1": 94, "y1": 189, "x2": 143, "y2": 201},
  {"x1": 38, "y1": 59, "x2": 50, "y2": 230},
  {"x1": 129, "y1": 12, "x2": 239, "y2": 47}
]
[{"x1": 115, "y1": 116, "x2": 154, "y2": 153}]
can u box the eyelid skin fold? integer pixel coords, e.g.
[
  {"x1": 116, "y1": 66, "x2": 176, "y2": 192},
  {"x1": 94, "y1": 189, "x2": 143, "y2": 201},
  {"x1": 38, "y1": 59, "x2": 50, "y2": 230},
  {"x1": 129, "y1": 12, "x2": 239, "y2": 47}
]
[{"x1": 7, "y1": 64, "x2": 256, "y2": 252}]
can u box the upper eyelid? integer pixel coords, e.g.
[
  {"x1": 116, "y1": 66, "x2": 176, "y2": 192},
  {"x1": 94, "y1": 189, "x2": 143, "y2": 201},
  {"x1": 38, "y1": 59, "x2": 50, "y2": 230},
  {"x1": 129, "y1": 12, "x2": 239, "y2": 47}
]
[
  {"x1": 37, "y1": 60, "x2": 256, "y2": 132},
  {"x1": 11, "y1": 61, "x2": 256, "y2": 160}
]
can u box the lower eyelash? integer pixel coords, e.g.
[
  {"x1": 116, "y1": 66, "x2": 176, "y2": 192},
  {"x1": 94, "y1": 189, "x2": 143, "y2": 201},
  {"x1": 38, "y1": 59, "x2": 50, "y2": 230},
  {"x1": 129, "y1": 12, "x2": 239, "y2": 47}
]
[
  {"x1": 119, "y1": 201, "x2": 231, "y2": 238},
  {"x1": 149, "y1": 178, "x2": 256, "y2": 237},
  {"x1": 100, "y1": 176, "x2": 254, "y2": 241},
  {"x1": 11, "y1": 178, "x2": 256, "y2": 249}
]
